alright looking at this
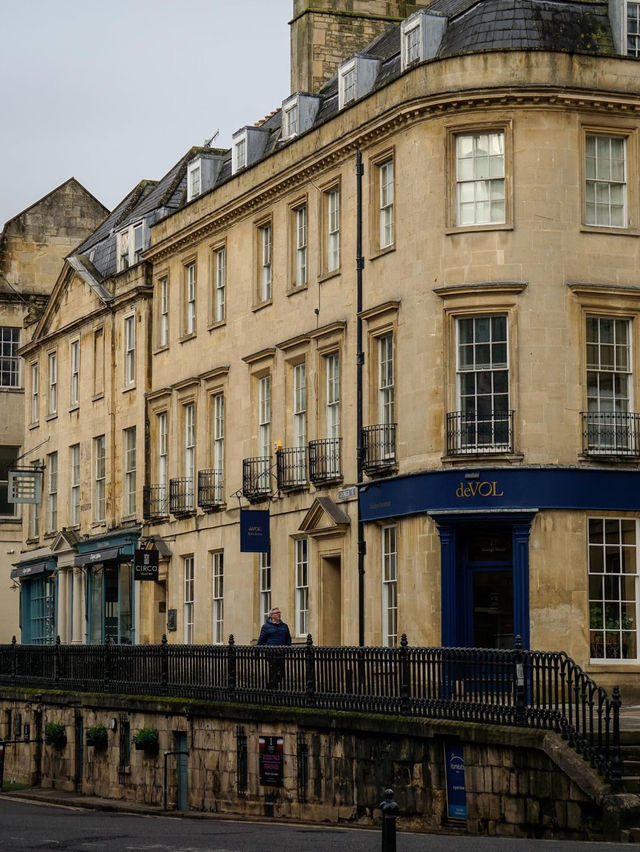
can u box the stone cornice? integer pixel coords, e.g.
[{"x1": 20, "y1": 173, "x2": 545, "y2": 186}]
[
  {"x1": 242, "y1": 346, "x2": 277, "y2": 366},
  {"x1": 146, "y1": 80, "x2": 640, "y2": 263},
  {"x1": 435, "y1": 281, "x2": 528, "y2": 298},
  {"x1": 567, "y1": 281, "x2": 640, "y2": 300}
]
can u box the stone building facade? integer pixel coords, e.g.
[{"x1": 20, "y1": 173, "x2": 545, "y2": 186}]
[
  {"x1": 11, "y1": 0, "x2": 640, "y2": 700},
  {"x1": 0, "y1": 180, "x2": 107, "y2": 642}
]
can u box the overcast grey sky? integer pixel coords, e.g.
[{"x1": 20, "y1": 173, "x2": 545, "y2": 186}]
[{"x1": 0, "y1": 0, "x2": 292, "y2": 225}]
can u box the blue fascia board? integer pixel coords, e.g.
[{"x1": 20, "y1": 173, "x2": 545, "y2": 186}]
[
  {"x1": 75, "y1": 529, "x2": 140, "y2": 556},
  {"x1": 359, "y1": 466, "x2": 640, "y2": 522}
]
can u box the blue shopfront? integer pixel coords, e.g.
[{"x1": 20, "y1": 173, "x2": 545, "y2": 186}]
[
  {"x1": 360, "y1": 466, "x2": 640, "y2": 650},
  {"x1": 11, "y1": 557, "x2": 57, "y2": 644},
  {"x1": 75, "y1": 531, "x2": 139, "y2": 644}
]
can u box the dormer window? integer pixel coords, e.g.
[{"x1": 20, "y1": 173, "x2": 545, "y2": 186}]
[
  {"x1": 280, "y1": 93, "x2": 321, "y2": 141},
  {"x1": 284, "y1": 103, "x2": 298, "y2": 138},
  {"x1": 187, "y1": 160, "x2": 201, "y2": 201},
  {"x1": 337, "y1": 55, "x2": 381, "y2": 110},
  {"x1": 234, "y1": 137, "x2": 247, "y2": 172},
  {"x1": 231, "y1": 127, "x2": 269, "y2": 174},
  {"x1": 400, "y1": 9, "x2": 447, "y2": 71},
  {"x1": 341, "y1": 63, "x2": 357, "y2": 106},
  {"x1": 117, "y1": 220, "x2": 146, "y2": 272}
]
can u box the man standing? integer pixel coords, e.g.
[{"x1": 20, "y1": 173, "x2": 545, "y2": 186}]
[{"x1": 257, "y1": 607, "x2": 291, "y2": 688}]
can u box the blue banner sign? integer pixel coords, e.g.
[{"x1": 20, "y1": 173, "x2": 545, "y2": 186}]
[
  {"x1": 444, "y1": 741, "x2": 467, "y2": 820},
  {"x1": 240, "y1": 509, "x2": 270, "y2": 552}
]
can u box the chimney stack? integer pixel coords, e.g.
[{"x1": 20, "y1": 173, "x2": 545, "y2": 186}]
[{"x1": 290, "y1": 1, "x2": 433, "y2": 95}]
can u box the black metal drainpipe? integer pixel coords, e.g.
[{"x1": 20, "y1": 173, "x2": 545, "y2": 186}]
[{"x1": 356, "y1": 149, "x2": 365, "y2": 648}]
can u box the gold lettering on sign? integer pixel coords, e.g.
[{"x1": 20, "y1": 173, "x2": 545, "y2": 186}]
[{"x1": 455, "y1": 481, "x2": 504, "y2": 498}]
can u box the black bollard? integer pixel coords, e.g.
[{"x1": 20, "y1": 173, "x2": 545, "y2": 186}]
[{"x1": 379, "y1": 787, "x2": 399, "y2": 852}]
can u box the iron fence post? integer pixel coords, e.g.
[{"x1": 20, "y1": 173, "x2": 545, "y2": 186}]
[
  {"x1": 54, "y1": 635, "x2": 61, "y2": 685},
  {"x1": 305, "y1": 634, "x2": 316, "y2": 705},
  {"x1": 103, "y1": 636, "x2": 111, "y2": 692},
  {"x1": 161, "y1": 634, "x2": 168, "y2": 693},
  {"x1": 399, "y1": 634, "x2": 410, "y2": 715},
  {"x1": 610, "y1": 685, "x2": 623, "y2": 791},
  {"x1": 228, "y1": 634, "x2": 236, "y2": 694},
  {"x1": 11, "y1": 636, "x2": 16, "y2": 685},
  {"x1": 513, "y1": 634, "x2": 526, "y2": 726},
  {"x1": 379, "y1": 787, "x2": 399, "y2": 852}
]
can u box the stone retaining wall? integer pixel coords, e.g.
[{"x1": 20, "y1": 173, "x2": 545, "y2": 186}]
[{"x1": 0, "y1": 688, "x2": 623, "y2": 840}]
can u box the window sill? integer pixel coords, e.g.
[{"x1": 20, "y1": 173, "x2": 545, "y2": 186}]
[
  {"x1": 578, "y1": 453, "x2": 640, "y2": 464},
  {"x1": 0, "y1": 516, "x2": 20, "y2": 524},
  {"x1": 92, "y1": 393, "x2": 104, "y2": 403},
  {"x1": 91, "y1": 521, "x2": 107, "y2": 529},
  {"x1": 318, "y1": 269, "x2": 341, "y2": 284},
  {"x1": 441, "y1": 452, "x2": 524, "y2": 465},
  {"x1": 25, "y1": 537, "x2": 40, "y2": 546},
  {"x1": 43, "y1": 532, "x2": 57, "y2": 540},
  {"x1": 252, "y1": 299, "x2": 273, "y2": 313},
  {"x1": 69, "y1": 405, "x2": 79, "y2": 414},
  {"x1": 46, "y1": 413, "x2": 58, "y2": 422},
  {"x1": 0, "y1": 386, "x2": 23, "y2": 394},
  {"x1": 153, "y1": 345, "x2": 170, "y2": 356},
  {"x1": 122, "y1": 384, "x2": 136, "y2": 394},
  {"x1": 28, "y1": 421, "x2": 40, "y2": 430},
  {"x1": 286, "y1": 283, "x2": 308, "y2": 297},
  {"x1": 445, "y1": 223, "x2": 513, "y2": 236},
  {"x1": 179, "y1": 333, "x2": 197, "y2": 344},
  {"x1": 369, "y1": 244, "x2": 396, "y2": 262},
  {"x1": 587, "y1": 660, "x2": 640, "y2": 669},
  {"x1": 580, "y1": 224, "x2": 639, "y2": 237},
  {"x1": 208, "y1": 320, "x2": 226, "y2": 332}
]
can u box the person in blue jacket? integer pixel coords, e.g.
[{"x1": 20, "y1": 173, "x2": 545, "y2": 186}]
[
  {"x1": 257, "y1": 607, "x2": 291, "y2": 688},
  {"x1": 257, "y1": 607, "x2": 292, "y2": 646}
]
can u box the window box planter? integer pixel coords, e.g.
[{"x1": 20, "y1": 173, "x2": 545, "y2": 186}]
[
  {"x1": 45, "y1": 722, "x2": 67, "y2": 749},
  {"x1": 86, "y1": 725, "x2": 108, "y2": 750},
  {"x1": 133, "y1": 728, "x2": 159, "y2": 755}
]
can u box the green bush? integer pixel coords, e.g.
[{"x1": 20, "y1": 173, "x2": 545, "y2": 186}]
[
  {"x1": 133, "y1": 727, "x2": 159, "y2": 753},
  {"x1": 45, "y1": 722, "x2": 67, "y2": 749},
  {"x1": 86, "y1": 725, "x2": 108, "y2": 750}
]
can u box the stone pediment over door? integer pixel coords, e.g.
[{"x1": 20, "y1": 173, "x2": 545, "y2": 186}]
[{"x1": 299, "y1": 497, "x2": 351, "y2": 539}]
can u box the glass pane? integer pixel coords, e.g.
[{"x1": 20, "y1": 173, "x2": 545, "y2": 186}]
[
  {"x1": 605, "y1": 519, "x2": 620, "y2": 543},
  {"x1": 589, "y1": 518, "x2": 603, "y2": 543},
  {"x1": 589, "y1": 574, "x2": 602, "y2": 599}
]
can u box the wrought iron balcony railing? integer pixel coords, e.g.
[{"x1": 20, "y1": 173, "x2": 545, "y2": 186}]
[
  {"x1": 581, "y1": 411, "x2": 640, "y2": 457},
  {"x1": 276, "y1": 447, "x2": 307, "y2": 490},
  {"x1": 309, "y1": 438, "x2": 342, "y2": 484},
  {"x1": 362, "y1": 424, "x2": 397, "y2": 473},
  {"x1": 169, "y1": 477, "x2": 195, "y2": 516},
  {"x1": 142, "y1": 484, "x2": 168, "y2": 521},
  {"x1": 242, "y1": 456, "x2": 272, "y2": 502},
  {"x1": 446, "y1": 410, "x2": 514, "y2": 455},
  {"x1": 197, "y1": 469, "x2": 224, "y2": 510}
]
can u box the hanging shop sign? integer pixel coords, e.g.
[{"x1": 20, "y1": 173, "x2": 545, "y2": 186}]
[
  {"x1": 240, "y1": 509, "x2": 270, "y2": 552},
  {"x1": 134, "y1": 549, "x2": 159, "y2": 581}
]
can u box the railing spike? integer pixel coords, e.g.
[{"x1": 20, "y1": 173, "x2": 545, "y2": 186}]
[
  {"x1": 400, "y1": 633, "x2": 408, "y2": 648},
  {"x1": 228, "y1": 634, "x2": 235, "y2": 646}
]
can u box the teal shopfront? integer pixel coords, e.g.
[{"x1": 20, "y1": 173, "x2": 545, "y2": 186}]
[
  {"x1": 11, "y1": 558, "x2": 57, "y2": 644},
  {"x1": 74, "y1": 531, "x2": 139, "y2": 644}
]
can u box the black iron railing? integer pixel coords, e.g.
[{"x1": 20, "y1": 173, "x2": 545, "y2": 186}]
[
  {"x1": 169, "y1": 477, "x2": 194, "y2": 516},
  {"x1": 362, "y1": 424, "x2": 397, "y2": 472},
  {"x1": 309, "y1": 438, "x2": 342, "y2": 484},
  {"x1": 446, "y1": 410, "x2": 514, "y2": 455},
  {"x1": 581, "y1": 411, "x2": 640, "y2": 457},
  {"x1": 242, "y1": 456, "x2": 271, "y2": 502},
  {"x1": 0, "y1": 634, "x2": 621, "y2": 788},
  {"x1": 142, "y1": 485, "x2": 168, "y2": 521},
  {"x1": 276, "y1": 447, "x2": 307, "y2": 490},
  {"x1": 197, "y1": 470, "x2": 224, "y2": 509}
]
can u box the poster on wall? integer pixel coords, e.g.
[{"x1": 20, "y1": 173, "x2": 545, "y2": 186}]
[
  {"x1": 444, "y1": 740, "x2": 468, "y2": 819},
  {"x1": 259, "y1": 735, "x2": 283, "y2": 787},
  {"x1": 134, "y1": 549, "x2": 159, "y2": 581}
]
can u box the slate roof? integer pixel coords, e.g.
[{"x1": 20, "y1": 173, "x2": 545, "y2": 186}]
[
  {"x1": 71, "y1": 0, "x2": 621, "y2": 263},
  {"x1": 74, "y1": 147, "x2": 207, "y2": 278}
]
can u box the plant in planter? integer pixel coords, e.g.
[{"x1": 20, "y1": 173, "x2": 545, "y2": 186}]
[
  {"x1": 133, "y1": 728, "x2": 159, "y2": 755},
  {"x1": 86, "y1": 725, "x2": 108, "y2": 750},
  {"x1": 45, "y1": 722, "x2": 67, "y2": 749}
]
